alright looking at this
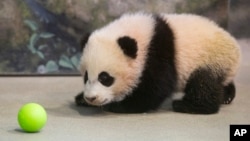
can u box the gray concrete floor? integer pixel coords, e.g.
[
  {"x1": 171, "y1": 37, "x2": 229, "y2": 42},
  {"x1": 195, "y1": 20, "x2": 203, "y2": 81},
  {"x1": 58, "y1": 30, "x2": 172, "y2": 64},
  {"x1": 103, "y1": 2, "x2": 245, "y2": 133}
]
[{"x1": 0, "y1": 39, "x2": 250, "y2": 141}]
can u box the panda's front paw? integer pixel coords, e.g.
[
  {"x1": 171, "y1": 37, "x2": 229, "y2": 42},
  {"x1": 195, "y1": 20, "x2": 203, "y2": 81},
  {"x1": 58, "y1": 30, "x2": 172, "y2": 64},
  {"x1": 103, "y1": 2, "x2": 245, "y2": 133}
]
[
  {"x1": 103, "y1": 104, "x2": 124, "y2": 113},
  {"x1": 75, "y1": 92, "x2": 94, "y2": 107}
]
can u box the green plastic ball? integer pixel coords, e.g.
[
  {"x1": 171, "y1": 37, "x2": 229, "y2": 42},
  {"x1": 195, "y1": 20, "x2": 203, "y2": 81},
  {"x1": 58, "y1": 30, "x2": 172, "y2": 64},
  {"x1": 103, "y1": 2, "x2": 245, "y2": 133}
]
[{"x1": 18, "y1": 103, "x2": 47, "y2": 132}]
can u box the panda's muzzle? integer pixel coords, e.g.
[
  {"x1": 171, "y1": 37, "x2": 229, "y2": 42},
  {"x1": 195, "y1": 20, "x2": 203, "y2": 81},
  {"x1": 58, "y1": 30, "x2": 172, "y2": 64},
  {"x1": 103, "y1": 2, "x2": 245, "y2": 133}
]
[
  {"x1": 85, "y1": 96, "x2": 97, "y2": 103},
  {"x1": 84, "y1": 96, "x2": 109, "y2": 106}
]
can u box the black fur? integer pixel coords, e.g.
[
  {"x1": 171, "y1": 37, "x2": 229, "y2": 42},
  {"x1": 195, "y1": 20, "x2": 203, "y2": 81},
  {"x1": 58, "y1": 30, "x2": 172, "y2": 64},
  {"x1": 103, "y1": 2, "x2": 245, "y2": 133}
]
[
  {"x1": 223, "y1": 82, "x2": 235, "y2": 104},
  {"x1": 117, "y1": 36, "x2": 138, "y2": 59},
  {"x1": 98, "y1": 71, "x2": 115, "y2": 87},
  {"x1": 80, "y1": 33, "x2": 91, "y2": 51},
  {"x1": 84, "y1": 71, "x2": 88, "y2": 84},
  {"x1": 103, "y1": 15, "x2": 177, "y2": 113},
  {"x1": 172, "y1": 67, "x2": 225, "y2": 114}
]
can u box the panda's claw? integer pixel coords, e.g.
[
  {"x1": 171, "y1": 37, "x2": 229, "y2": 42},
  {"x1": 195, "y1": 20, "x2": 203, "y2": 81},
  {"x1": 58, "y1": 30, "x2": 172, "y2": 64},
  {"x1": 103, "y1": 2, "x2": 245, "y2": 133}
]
[{"x1": 223, "y1": 97, "x2": 233, "y2": 104}]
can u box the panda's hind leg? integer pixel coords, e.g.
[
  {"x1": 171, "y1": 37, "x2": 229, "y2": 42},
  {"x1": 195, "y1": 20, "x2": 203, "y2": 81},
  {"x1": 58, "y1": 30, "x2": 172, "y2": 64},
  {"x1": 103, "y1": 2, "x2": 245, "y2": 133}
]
[
  {"x1": 173, "y1": 67, "x2": 224, "y2": 114},
  {"x1": 222, "y1": 82, "x2": 235, "y2": 104}
]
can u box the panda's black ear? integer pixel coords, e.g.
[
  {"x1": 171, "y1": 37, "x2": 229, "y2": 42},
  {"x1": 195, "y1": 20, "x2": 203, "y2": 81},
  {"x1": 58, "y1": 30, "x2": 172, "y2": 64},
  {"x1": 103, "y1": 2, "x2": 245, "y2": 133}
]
[
  {"x1": 117, "y1": 36, "x2": 138, "y2": 59},
  {"x1": 80, "y1": 33, "x2": 91, "y2": 52}
]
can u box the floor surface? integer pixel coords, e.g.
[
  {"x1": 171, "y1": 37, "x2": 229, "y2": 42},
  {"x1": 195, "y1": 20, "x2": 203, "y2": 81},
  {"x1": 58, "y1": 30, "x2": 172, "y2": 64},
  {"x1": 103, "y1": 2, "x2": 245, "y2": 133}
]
[{"x1": 0, "y1": 39, "x2": 249, "y2": 141}]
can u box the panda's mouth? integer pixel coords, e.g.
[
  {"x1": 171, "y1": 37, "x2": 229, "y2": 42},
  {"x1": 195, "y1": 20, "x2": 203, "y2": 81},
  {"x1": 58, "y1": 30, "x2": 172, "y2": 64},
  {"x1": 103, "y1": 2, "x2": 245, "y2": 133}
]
[
  {"x1": 100, "y1": 99, "x2": 109, "y2": 105},
  {"x1": 85, "y1": 98, "x2": 109, "y2": 106}
]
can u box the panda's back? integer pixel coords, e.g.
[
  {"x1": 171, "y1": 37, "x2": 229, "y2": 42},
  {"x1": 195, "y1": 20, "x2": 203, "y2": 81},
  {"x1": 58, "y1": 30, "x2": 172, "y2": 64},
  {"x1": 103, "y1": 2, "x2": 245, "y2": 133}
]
[{"x1": 161, "y1": 14, "x2": 241, "y2": 90}]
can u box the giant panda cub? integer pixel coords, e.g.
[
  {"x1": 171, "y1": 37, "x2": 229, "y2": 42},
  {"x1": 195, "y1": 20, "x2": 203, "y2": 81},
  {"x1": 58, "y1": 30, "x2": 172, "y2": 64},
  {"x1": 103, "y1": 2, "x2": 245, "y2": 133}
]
[{"x1": 75, "y1": 12, "x2": 241, "y2": 114}]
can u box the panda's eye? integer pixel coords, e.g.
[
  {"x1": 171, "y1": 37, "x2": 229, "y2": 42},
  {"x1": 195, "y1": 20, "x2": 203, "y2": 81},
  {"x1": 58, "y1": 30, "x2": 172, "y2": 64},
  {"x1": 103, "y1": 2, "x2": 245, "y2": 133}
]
[
  {"x1": 98, "y1": 71, "x2": 114, "y2": 87},
  {"x1": 84, "y1": 71, "x2": 88, "y2": 84}
]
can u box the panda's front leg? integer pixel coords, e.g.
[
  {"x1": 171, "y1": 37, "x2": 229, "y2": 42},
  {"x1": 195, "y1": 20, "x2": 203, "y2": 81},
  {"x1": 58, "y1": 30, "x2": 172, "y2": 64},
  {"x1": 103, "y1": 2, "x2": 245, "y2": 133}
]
[
  {"x1": 103, "y1": 94, "x2": 160, "y2": 113},
  {"x1": 103, "y1": 102, "x2": 131, "y2": 113},
  {"x1": 103, "y1": 102, "x2": 145, "y2": 113}
]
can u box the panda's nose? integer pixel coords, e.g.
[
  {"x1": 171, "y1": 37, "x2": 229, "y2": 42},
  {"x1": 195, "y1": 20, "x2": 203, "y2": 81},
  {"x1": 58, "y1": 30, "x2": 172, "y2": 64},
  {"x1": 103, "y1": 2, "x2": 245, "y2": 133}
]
[{"x1": 85, "y1": 96, "x2": 97, "y2": 102}]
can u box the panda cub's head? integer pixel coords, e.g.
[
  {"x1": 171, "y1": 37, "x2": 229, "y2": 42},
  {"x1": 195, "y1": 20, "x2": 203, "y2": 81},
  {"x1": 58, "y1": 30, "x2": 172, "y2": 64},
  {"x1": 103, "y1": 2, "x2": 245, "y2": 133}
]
[
  {"x1": 80, "y1": 34, "x2": 139, "y2": 106},
  {"x1": 79, "y1": 13, "x2": 154, "y2": 106}
]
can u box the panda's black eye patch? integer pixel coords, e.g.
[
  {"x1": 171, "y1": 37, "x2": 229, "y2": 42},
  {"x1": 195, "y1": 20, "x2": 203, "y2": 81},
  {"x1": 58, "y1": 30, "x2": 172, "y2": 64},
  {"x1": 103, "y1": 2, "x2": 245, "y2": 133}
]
[
  {"x1": 98, "y1": 71, "x2": 114, "y2": 87},
  {"x1": 84, "y1": 71, "x2": 88, "y2": 84}
]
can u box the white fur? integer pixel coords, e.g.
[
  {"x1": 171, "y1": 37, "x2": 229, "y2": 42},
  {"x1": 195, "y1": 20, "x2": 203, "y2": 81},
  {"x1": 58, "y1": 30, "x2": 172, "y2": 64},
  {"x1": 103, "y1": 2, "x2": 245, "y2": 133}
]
[{"x1": 161, "y1": 14, "x2": 241, "y2": 90}]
